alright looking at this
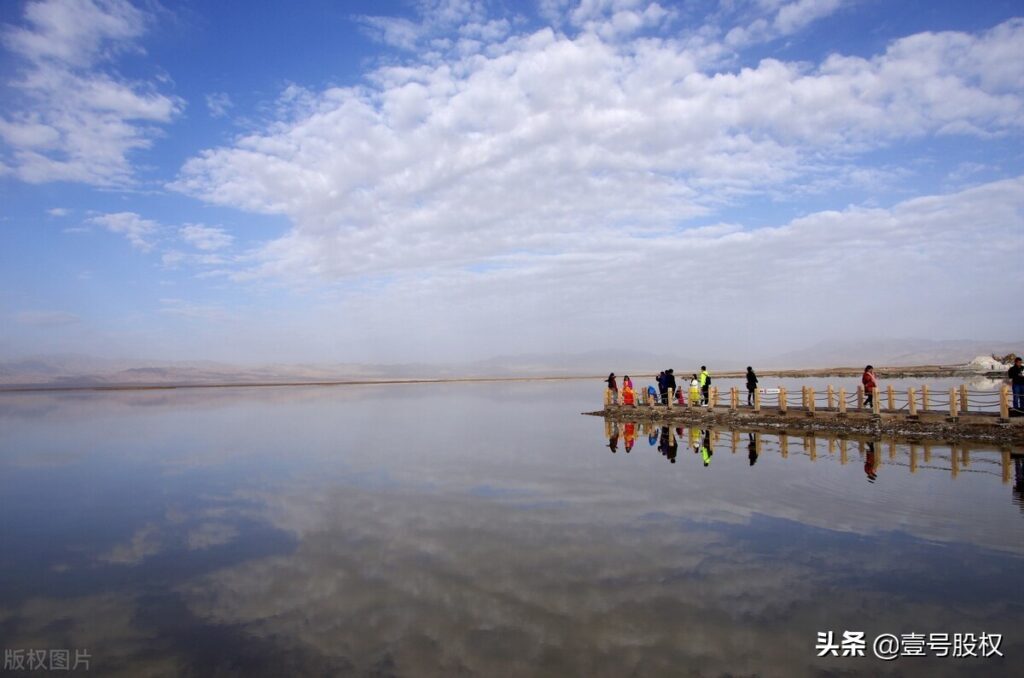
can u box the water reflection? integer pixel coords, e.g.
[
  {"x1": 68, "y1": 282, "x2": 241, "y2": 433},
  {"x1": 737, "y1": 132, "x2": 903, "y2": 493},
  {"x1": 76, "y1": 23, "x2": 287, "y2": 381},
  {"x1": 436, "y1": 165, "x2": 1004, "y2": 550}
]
[
  {"x1": 658, "y1": 426, "x2": 678, "y2": 463},
  {"x1": 1, "y1": 384, "x2": 1022, "y2": 677},
  {"x1": 598, "y1": 417, "x2": 1021, "y2": 494},
  {"x1": 864, "y1": 441, "x2": 878, "y2": 483}
]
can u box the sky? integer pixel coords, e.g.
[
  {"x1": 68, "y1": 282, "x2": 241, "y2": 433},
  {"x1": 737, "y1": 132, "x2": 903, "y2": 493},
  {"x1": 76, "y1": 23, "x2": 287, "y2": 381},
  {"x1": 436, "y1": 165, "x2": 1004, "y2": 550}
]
[{"x1": 0, "y1": 0, "x2": 1022, "y2": 365}]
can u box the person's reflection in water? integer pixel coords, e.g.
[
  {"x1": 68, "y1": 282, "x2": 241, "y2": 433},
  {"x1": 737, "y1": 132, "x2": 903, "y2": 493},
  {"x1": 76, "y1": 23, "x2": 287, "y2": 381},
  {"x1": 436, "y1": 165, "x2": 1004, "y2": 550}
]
[
  {"x1": 747, "y1": 432, "x2": 758, "y2": 466},
  {"x1": 648, "y1": 425, "x2": 659, "y2": 447},
  {"x1": 864, "y1": 441, "x2": 878, "y2": 482},
  {"x1": 658, "y1": 426, "x2": 678, "y2": 463},
  {"x1": 701, "y1": 429, "x2": 713, "y2": 467},
  {"x1": 624, "y1": 422, "x2": 636, "y2": 453},
  {"x1": 1013, "y1": 456, "x2": 1024, "y2": 510},
  {"x1": 607, "y1": 422, "x2": 620, "y2": 453}
]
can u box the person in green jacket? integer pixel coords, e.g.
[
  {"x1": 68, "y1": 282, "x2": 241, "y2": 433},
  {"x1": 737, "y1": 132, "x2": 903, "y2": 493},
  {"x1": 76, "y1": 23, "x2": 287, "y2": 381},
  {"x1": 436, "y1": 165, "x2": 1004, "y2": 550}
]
[
  {"x1": 699, "y1": 366, "x2": 710, "y2": 406},
  {"x1": 700, "y1": 429, "x2": 713, "y2": 467}
]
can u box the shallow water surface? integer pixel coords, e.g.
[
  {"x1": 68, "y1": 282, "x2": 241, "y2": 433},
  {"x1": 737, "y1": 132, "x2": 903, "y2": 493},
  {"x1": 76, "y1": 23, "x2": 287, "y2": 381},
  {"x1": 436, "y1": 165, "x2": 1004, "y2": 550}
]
[{"x1": 0, "y1": 381, "x2": 1021, "y2": 676}]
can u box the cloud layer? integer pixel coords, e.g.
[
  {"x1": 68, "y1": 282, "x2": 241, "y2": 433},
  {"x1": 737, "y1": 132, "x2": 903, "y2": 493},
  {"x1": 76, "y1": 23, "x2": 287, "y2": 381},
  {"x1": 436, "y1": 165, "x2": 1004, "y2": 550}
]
[
  {"x1": 171, "y1": 9, "x2": 1023, "y2": 288},
  {"x1": 0, "y1": 0, "x2": 182, "y2": 185},
  {"x1": 2, "y1": 1, "x2": 1022, "y2": 363}
]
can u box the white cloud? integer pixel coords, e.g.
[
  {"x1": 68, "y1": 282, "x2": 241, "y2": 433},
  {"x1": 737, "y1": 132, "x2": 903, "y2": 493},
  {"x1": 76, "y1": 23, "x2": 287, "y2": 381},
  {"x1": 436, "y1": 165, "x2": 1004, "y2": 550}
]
[
  {"x1": 88, "y1": 211, "x2": 159, "y2": 251},
  {"x1": 355, "y1": 0, "x2": 495, "y2": 52},
  {"x1": 47, "y1": 207, "x2": 69, "y2": 216},
  {"x1": 205, "y1": 92, "x2": 232, "y2": 118},
  {"x1": 725, "y1": 0, "x2": 844, "y2": 47},
  {"x1": 0, "y1": 0, "x2": 183, "y2": 185},
  {"x1": 172, "y1": 16, "x2": 1024, "y2": 290},
  {"x1": 569, "y1": 0, "x2": 673, "y2": 40},
  {"x1": 236, "y1": 177, "x2": 1024, "y2": 362},
  {"x1": 3, "y1": 0, "x2": 147, "y2": 65},
  {"x1": 773, "y1": 0, "x2": 841, "y2": 35},
  {"x1": 180, "y1": 224, "x2": 233, "y2": 251}
]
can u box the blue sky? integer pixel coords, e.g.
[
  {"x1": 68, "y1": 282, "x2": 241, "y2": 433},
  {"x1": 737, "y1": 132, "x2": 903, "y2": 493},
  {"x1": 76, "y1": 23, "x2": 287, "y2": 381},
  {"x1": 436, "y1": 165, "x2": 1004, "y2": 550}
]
[{"x1": 1, "y1": 0, "x2": 1022, "y2": 364}]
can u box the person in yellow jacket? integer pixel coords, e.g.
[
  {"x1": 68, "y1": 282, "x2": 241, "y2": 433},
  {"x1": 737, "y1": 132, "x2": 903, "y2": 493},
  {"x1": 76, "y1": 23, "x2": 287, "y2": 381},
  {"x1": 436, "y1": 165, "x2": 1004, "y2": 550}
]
[
  {"x1": 699, "y1": 366, "x2": 710, "y2": 405},
  {"x1": 700, "y1": 429, "x2": 713, "y2": 467},
  {"x1": 688, "y1": 374, "x2": 700, "y2": 406}
]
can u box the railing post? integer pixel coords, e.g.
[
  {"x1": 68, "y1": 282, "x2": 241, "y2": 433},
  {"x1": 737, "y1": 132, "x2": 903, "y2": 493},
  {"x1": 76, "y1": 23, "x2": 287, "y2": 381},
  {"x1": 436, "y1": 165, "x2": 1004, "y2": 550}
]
[
  {"x1": 872, "y1": 390, "x2": 880, "y2": 415},
  {"x1": 922, "y1": 384, "x2": 930, "y2": 412},
  {"x1": 857, "y1": 385, "x2": 864, "y2": 410},
  {"x1": 604, "y1": 388, "x2": 611, "y2": 406},
  {"x1": 808, "y1": 387, "x2": 815, "y2": 414},
  {"x1": 838, "y1": 387, "x2": 846, "y2": 414},
  {"x1": 908, "y1": 387, "x2": 917, "y2": 416},
  {"x1": 779, "y1": 387, "x2": 787, "y2": 414},
  {"x1": 827, "y1": 385, "x2": 834, "y2": 410},
  {"x1": 667, "y1": 387, "x2": 674, "y2": 409},
  {"x1": 1000, "y1": 385, "x2": 1010, "y2": 420},
  {"x1": 753, "y1": 387, "x2": 761, "y2": 413},
  {"x1": 711, "y1": 386, "x2": 719, "y2": 408},
  {"x1": 949, "y1": 387, "x2": 957, "y2": 418},
  {"x1": 887, "y1": 385, "x2": 894, "y2": 411},
  {"x1": 730, "y1": 387, "x2": 737, "y2": 411},
  {"x1": 959, "y1": 384, "x2": 968, "y2": 415}
]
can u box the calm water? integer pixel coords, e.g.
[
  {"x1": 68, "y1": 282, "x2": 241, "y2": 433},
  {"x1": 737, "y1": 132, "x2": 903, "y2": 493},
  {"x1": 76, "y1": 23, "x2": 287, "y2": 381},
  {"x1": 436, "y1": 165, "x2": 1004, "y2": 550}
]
[{"x1": 1, "y1": 381, "x2": 1022, "y2": 677}]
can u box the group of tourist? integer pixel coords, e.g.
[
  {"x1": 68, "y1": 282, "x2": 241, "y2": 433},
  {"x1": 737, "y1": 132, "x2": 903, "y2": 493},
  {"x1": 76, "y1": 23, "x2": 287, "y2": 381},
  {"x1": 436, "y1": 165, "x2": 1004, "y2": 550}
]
[
  {"x1": 607, "y1": 357, "x2": 1023, "y2": 413},
  {"x1": 605, "y1": 366, "x2": 753, "y2": 407}
]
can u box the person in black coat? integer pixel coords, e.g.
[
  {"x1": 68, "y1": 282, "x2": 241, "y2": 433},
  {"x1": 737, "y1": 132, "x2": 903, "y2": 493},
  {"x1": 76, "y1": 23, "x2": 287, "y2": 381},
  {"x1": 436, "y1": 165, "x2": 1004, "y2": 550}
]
[
  {"x1": 746, "y1": 366, "x2": 758, "y2": 407},
  {"x1": 606, "y1": 372, "x2": 618, "y2": 404}
]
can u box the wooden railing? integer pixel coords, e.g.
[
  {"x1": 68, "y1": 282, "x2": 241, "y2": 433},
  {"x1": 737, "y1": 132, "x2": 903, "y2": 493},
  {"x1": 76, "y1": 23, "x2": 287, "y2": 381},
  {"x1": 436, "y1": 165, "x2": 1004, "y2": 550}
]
[{"x1": 605, "y1": 384, "x2": 1015, "y2": 421}]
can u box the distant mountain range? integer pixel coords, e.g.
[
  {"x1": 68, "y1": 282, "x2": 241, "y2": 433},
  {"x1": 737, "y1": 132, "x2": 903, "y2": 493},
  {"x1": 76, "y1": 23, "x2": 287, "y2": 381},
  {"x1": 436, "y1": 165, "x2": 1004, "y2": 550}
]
[
  {"x1": 766, "y1": 338, "x2": 1022, "y2": 369},
  {"x1": 0, "y1": 339, "x2": 1018, "y2": 388}
]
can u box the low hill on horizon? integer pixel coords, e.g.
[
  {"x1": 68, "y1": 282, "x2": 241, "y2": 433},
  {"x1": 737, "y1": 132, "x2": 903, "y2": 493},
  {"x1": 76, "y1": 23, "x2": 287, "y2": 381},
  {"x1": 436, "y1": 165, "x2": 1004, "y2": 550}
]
[{"x1": 0, "y1": 338, "x2": 1018, "y2": 388}]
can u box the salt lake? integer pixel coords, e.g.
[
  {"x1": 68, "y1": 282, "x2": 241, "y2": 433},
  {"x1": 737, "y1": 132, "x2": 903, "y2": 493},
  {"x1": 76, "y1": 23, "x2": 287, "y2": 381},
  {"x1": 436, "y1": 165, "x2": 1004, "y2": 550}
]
[{"x1": 1, "y1": 380, "x2": 1021, "y2": 676}]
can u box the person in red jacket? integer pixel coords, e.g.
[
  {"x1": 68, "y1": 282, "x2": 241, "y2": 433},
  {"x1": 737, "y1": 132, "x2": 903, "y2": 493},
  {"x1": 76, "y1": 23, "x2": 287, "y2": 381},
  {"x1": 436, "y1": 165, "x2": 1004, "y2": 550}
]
[{"x1": 862, "y1": 365, "x2": 878, "y2": 409}]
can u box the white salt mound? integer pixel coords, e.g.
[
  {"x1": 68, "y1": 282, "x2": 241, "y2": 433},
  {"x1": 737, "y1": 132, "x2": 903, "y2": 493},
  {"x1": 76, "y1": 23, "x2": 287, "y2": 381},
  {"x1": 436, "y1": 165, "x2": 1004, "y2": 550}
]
[{"x1": 966, "y1": 355, "x2": 1005, "y2": 371}]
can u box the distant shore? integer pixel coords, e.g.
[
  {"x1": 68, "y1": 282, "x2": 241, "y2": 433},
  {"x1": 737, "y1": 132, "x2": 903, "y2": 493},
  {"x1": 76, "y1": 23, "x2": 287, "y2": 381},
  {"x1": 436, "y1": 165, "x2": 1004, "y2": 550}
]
[
  {"x1": 0, "y1": 364, "x2": 1007, "y2": 394},
  {"x1": 0, "y1": 374, "x2": 592, "y2": 393}
]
